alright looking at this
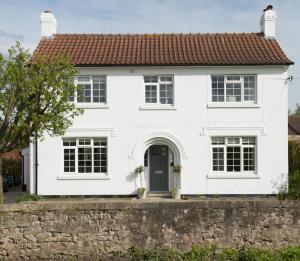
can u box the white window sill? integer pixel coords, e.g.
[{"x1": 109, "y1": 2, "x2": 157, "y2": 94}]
[
  {"x1": 57, "y1": 175, "x2": 110, "y2": 180},
  {"x1": 207, "y1": 103, "x2": 260, "y2": 108},
  {"x1": 76, "y1": 104, "x2": 109, "y2": 109},
  {"x1": 207, "y1": 173, "x2": 260, "y2": 179},
  {"x1": 139, "y1": 105, "x2": 177, "y2": 111}
]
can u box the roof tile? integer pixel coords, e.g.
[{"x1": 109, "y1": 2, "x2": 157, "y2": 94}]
[{"x1": 33, "y1": 33, "x2": 293, "y2": 66}]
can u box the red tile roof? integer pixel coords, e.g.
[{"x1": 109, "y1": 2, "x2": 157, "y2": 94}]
[{"x1": 34, "y1": 33, "x2": 293, "y2": 66}]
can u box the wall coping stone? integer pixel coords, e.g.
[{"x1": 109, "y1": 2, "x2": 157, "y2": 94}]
[{"x1": 0, "y1": 198, "x2": 299, "y2": 213}]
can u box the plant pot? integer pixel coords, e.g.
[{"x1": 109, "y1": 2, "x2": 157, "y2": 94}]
[
  {"x1": 171, "y1": 189, "x2": 181, "y2": 199},
  {"x1": 137, "y1": 188, "x2": 146, "y2": 199}
]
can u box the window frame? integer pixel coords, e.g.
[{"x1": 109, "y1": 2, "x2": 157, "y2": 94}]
[
  {"x1": 72, "y1": 76, "x2": 107, "y2": 105},
  {"x1": 211, "y1": 75, "x2": 257, "y2": 103},
  {"x1": 62, "y1": 137, "x2": 108, "y2": 175},
  {"x1": 143, "y1": 75, "x2": 174, "y2": 106},
  {"x1": 211, "y1": 136, "x2": 257, "y2": 174}
]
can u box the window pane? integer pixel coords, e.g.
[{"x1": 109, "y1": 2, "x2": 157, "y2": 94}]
[
  {"x1": 94, "y1": 146, "x2": 107, "y2": 173},
  {"x1": 77, "y1": 84, "x2": 91, "y2": 103},
  {"x1": 145, "y1": 85, "x2": 157, "y2": 103},
  {"x1": 78, "y1": 148, "x2": 92, "y2": 173},
  {"x1": 212, "y1": 75, "x2": 224, "y2": 102},
  {"x1": 243, "y1": 147, "x2": 255, "y2": 171},
  {"x1": 63, "y1": 139, "x2": 76, "y2": 146},
  {"x1": 160, "y1": 84, "x2": 173, "y2": 104},
  {"x1": 77, "y1": 76, "x2": 91, "y2": 82},
  {"x1": 93, "y1": 77, "x2": 106, "y2": 103},
  {"x1": 212, "y1": 137, "x2": 225, "y2": 145},
  {"x1": 244, "y1": 76, "x2": 255, "y2": 101},
  {"x1": 226, "y1": 83, "x2": 241, "y2": 102},
  {"x1": 78, "y1": 138, "x2": 91, "y2": 145},
  {"x1": 242, "y1": 137, "x2": 255, "y2": 145},
  {"x1": 94, "y1": 138, "x2": 106, "y2": 146},
  {"x1": 227, "y1": 138, "x2": 240, "y2": 145},
  {"x1": 226, "y1": 75, "x2": 240, "y2": 81},
  {"x1": 227, "y1": 146, "x2": 241, "y2": 172},
  {"x1": 64, "y1": 148, "x2": 75, "y2": 172},
  {"x1": 212, "y1": 147, "x2": 224, "y2": 171},
  {"x1": 144, "y1": 76, "x2": 158, "y2": 83},
  {"x1": 160, "y1": 76, "x2": 172, "y2": 82}
]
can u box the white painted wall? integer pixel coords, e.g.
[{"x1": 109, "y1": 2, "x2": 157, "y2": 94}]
[{"x1": 28, "y1": 65, "x2": 289, "y2": 195}]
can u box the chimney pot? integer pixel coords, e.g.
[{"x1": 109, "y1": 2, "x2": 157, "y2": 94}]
[{"x1": 263, "y1": 5, "x2": 273, "y2": 12}]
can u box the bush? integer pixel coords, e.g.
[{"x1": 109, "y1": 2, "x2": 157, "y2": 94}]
[{"x1": 109, "y1": 245, "x2": 300, "y2": 261}]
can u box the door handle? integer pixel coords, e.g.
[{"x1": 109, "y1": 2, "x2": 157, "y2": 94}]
[{"x1": 154, "y1": 170, "x2": 163, "y2": 174}]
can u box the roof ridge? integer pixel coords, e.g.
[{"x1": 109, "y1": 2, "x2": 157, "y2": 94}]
[{"x1": 53, "y1": 32, "x2": 261, "y2": 37}]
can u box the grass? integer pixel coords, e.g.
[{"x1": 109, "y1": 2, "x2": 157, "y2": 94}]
[
  {"x1": 110, "y1": 245, "x2": 300, "y2": 261},
  {"x1": 16, "y1": 193, "x2": 43, "y2": 203}
]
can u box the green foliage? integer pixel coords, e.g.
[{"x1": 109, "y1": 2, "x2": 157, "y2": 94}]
[
  {"x1": 172, "y1": 165, "x2": 182, "y2": 174},
  {"x1": 0, "y1": 42, "x2": 83, "y2": 154},
  {"x1": 134, "y1": 166, "x2": 144, "y2": 174},
  {"x1": 135, "y1": 166, "x2": 144, "y2": 189},
  {"x1": 294, "y1": 103, "x2": 300, "y2": 115},
  {"x1": 16, "y1": 193, "x2": 43, "y2": 203},
  {"x1": 109, "y1": 245, "x2": 300, "y2": 261}
]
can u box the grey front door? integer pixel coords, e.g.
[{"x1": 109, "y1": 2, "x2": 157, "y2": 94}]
[{"x1": 149, "y1": 145, "x2": 169, "y2": 192}]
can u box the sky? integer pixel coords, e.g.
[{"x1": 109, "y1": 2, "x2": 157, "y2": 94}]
[{"x1": 0, "y1": 0, "x2": 299, "y2": 110}]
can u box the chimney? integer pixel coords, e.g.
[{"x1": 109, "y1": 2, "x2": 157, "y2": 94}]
[
  {"x1": 40, "y1": 11, "x2": 57, "y2": 38},
  {"x1": 260, "y1": 5, "x2": 277, "y2": 38}
]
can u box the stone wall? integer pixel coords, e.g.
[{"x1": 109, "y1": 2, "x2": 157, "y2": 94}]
[{"x1": 0, "y1": 199, "x2": 299, "y2": 260}]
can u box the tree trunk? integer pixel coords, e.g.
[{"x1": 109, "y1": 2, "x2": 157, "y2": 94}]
[{"x1": 0, "y1": 158, "x2": 3, "y2": 204}]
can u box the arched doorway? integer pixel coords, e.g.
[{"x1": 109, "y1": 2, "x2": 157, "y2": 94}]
[
  {"x1": 144, "y1": 145, "x2": 174, "y2": 192},
  {"x1": 142, "y1": 137, "x2": 181, "y2": 193}
]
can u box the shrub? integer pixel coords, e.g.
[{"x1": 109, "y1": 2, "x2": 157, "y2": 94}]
[{"x1": 110, "y1": 245, "x2": 300, "y2": 261}]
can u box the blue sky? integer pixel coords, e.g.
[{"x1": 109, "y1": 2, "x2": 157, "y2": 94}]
[{"x1": 0, "y1": 0, "x2": 299, "y2": 110}]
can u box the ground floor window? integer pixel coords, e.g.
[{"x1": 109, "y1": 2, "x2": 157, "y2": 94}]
[
  {"x1": 63, "y1": 137, "x2": 107, "y2": 174},
  {"x1": 211, "y1": 137, "x2": 256, "y2": 173}
]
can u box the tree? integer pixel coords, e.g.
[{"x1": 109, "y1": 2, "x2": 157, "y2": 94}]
[
  {"x1": 294, "y1": 103, "x2": 300, "y2": 115},
  {"x1": 0, "y1": 42, "x2": 82, "y2": 201}
]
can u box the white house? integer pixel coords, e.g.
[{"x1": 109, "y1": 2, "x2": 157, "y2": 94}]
[{"x1": 22, "y1": 5, "x2": 293, "y2": 196}]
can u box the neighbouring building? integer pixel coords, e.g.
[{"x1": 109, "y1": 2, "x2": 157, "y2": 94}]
[{"x1": 22, "y1": 5, "x2": 293, "y2": 196}]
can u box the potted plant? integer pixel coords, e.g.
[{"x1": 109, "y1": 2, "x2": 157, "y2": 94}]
[
  {"x1": 171, "y1": 187, "x2": 180, "y2": 199},
  {"x1": 171, "y1": 165, "x2": 182, "y2": 199},
  {"x1": 135, "y1": 166, "x2": 146, "y2": 199}
]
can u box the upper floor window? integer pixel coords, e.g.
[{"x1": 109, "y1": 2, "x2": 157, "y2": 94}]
[
  {"x1": 71, "y1": 76, "x2": 106, "y2": 104},
  {"x1": 211, "y1": 75, "x2": 256, "y2": 103},
  {"x1": 144, "y1": 76, "x2": 174, "y2": 105},
  {"x1": 211, "y1": 137, "x2": 256, "y2": 173}
]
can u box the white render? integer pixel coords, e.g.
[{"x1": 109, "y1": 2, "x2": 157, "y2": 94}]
[
  {"x1": 25, "y1": 65, "x2": 290, "y2": 196},
  {"x1": 40, "y1": 11, "x2": 57, "y2": 38}
]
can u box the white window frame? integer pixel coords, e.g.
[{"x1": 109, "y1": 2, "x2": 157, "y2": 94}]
[
  {"x1": 72, "y1": 76, "x2": 108, "y2": 107},
  {"x1": 62, "y1": 137, "x2": 108, "y2": 176},
  {"x1": 211, "y1": 136, "x2": 257, "y2": 175},
  {"x1": 211, "y1": 75, "x2": 257, "y2": 103},
  {"x1": 143, "y1": 75, "x2": 175, "y2": 106}
]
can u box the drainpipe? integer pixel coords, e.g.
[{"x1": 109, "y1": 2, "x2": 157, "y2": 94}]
[
  {"x1": 19, "y1": 151, "x2": 26, "y2": 191},
  {"x1": 35, "y1": 134, "x2": 38, "y2": 195}
]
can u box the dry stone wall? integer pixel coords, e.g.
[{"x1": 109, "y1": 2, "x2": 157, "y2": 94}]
[{"x1": 0, "y1": 199, "x2": 299, "y2": 260}]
